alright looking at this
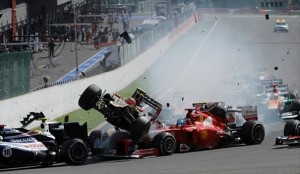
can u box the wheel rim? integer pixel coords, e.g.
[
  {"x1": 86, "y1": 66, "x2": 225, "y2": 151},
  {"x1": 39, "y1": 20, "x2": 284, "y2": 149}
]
[
  {"x1": 163, "y1": 137, "x2": 175, "y2": 153},
  {"x1": 70, "y1": 144, "x2": 87, "y2": 162},
  {"x1": 253, "y1": 125, "x2": 264, "y2": 142}
]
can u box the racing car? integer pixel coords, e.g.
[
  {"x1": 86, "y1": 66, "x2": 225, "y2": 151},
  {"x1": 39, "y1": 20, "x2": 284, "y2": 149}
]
[
  {"x1": 256, "y1": 79, "x2": 299, "y2": 121},
  {"x1": 79, "y1": 84, "x2": 265, "y2": 158},
  {"x1": 275, "y1": 120, "x2": 300, "y2": 146},
  {"x1": 0, "y1": 112, "x2": 88, "y2": 168},
  {"x1": 278, "y1": 97, "x2": 300, "y2": 121},
  {"x1": 274, "y1": 19, "x2": 288, "y2": 32}
]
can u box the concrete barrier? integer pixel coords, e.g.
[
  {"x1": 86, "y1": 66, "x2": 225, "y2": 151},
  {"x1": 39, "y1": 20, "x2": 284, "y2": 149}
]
[{"x1": 0, "y1": 15, "x2": 196, "y2": 127}]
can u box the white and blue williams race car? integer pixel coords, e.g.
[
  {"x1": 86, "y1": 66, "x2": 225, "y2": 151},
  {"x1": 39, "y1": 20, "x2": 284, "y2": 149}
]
[{"x1": 0, "y1": 112, "x2": 89, "y2": 168}]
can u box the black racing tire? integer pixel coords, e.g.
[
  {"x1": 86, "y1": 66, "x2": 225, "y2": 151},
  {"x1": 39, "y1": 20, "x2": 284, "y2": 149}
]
[
  {"x1": 290, "y1": 99, "x2": 300, "y2": 112},
  {"x1": 152, "y1": 132, "x2": 176, "y2": 156},
  {"x1": 130, "y1": 116, "x2": 151, "y2": 143},
  {"x1": 60, "y1": 139, "x2": 88, "y2": 165},
  {"x1": 284, "y1": 120, "x2": 300, "y2": 136},
  {"x1": 288, "y1": 90, "x2": 298, "y2": 100},
  {"x1": 240, "y1": 121, "x2": 265, "y2": 145},
  {"x1": 88, "y1": 130, "x2": 108, "y2": 155},
  {"x1": 78, "y1": 84, "x2": 102, "y2": 110}
]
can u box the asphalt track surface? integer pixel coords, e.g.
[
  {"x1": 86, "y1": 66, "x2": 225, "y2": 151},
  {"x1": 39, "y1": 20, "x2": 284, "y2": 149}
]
[{"x1": 3, "y1": 14, "x2": 300, "y2": 174}]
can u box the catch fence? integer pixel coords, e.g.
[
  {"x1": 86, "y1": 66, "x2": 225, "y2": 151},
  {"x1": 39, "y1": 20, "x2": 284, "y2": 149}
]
[{"x1": 0, "y1": 51, "x2": 31, "y2": 100}]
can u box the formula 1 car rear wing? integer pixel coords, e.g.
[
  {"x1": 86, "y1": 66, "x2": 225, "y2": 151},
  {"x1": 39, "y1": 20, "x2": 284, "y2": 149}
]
[
  {"x1": 264, "y1": 84, "x2": 289, "y2": 95},
  {"x1": 236, "y1": 106, "x2": 258, "y2": 121},
  {"x1": 131, "y1": 88, "x2": 163, "y2": 121},
  {"x1": 190, "y1": 102, "x2": 226, "y2": 111},
  {"x1": 261, "y1": 79, "x2": 283, "y2": 86}
]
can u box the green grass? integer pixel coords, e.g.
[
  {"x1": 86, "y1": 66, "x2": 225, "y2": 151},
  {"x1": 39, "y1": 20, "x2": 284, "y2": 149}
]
[{"x1": 54, "y1": 109, "x2": 105, "y2": 133}]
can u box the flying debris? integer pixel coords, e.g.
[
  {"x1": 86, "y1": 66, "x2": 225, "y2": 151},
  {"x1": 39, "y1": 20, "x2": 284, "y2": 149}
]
[
  {"x1": 120, "y1": 31, "x2": 132, "y2": 44},
  {"x1": 265, "y1": 14, "x2": 269, "y2": 20},
  {"x1": 287, "y1": 48, "x2": 291, "y2": 55}
]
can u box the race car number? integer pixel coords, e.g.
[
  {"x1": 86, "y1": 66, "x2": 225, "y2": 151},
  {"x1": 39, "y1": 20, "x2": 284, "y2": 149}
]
[{"x1": 2, "y1": 147, "x2": 12, "y2": 158}]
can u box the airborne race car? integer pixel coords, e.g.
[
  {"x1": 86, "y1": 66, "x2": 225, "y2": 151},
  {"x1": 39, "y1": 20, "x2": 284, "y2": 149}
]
[
  {"x1": 0, "y1": 112, "x2": 89, "y2": 169},
  {"x1": 79, "y1": 84, "x2": 265, "y2": 158}
]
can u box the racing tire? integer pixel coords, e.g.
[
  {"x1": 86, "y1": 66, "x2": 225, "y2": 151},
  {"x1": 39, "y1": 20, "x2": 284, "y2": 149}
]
[
  {"x1": 152, "y1": 132, "x2": 176, "y2": 156},
  {"x1": 60, "y1": 138, "x2": 88, "y2": 165},
  {"x1": 88, "y1": 130, "x2": 109, "y2": 155},
  {"x1": 240, "y1": 121, "x2": 265, "y2": 145},
  {"x1": 288, "y1": 90, "x2": 298, "y2": 100},
  {"x1": 130, "y1": 116, "x2": 151, "y2": 143},
  {"x1": 284, "y1": 120, "x2": 300, "y2": 136},
  {"x1": 290, "y1": 99, "x2": 300, "y2": 112},
  {"x1": 78, "y1": 84, "x2": 102, "y2": 110}
]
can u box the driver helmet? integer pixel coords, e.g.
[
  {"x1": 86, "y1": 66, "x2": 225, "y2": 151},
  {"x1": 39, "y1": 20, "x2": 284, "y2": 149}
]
[
  {"x1": 126, "y1": 98, "x2": 136, "y2": 107},
  {"x1": 176, "y1": 119, "x2": 185, "y2": 127},
  {"x1": 0, "y1": 124, "x2": 5, "y2": 129},
  {"x1": 272, "y1": 85, "x2": 278, "y2": 93}
]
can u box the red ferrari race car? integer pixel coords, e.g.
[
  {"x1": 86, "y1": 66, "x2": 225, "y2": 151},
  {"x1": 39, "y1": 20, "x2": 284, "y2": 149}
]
[
  {"x1": 275, "y1": 120, "x2": 300, "y2": 146},
  {"x1": 79, "y1": 85, "x2": 265, "y2": 158}
]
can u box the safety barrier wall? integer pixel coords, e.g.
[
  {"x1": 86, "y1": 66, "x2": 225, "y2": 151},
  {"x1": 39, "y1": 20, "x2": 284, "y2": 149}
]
[
  {"x1": 0, "y1": 12, "x2": 197, "y2": 127},
  {"x1": 119, "y1": 7, "x2": 195, "y2": 66},
  {"x1": 198, "y1": 7, "x2": 292, "y2": 15},
  {"x1": 0, "y1": 52, "x2": 31, "y2": 100}
]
